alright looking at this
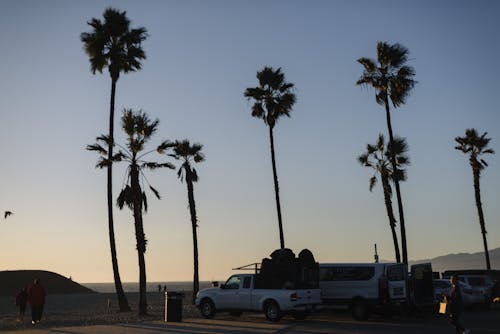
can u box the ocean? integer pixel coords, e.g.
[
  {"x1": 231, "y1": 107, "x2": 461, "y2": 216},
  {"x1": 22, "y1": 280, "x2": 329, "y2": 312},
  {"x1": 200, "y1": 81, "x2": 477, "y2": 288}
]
[{"x1": 82, "y1": 281, "x2": 213, "y2": 293}]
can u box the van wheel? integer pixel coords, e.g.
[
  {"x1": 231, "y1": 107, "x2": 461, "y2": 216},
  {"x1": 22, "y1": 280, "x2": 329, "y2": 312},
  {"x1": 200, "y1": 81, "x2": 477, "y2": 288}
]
[
  {"x1": 200, "y1": 298, "x2": 216, "y2": 319},
  {"x1": 351, "y1": 301, "x2": 369, "y2": 321},
  {"x1": 264, "y1": 301, "x2": 281, "y2": 322}
]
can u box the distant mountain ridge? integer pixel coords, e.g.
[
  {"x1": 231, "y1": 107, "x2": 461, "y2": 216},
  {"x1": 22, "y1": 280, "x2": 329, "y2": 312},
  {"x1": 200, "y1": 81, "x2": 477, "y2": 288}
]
[
  {"x1": 0, "y1": 270, "x2": 95, "y2": 296},
  {"x1": 409, "y1": 247, "x2": 500, "y2": 274}
]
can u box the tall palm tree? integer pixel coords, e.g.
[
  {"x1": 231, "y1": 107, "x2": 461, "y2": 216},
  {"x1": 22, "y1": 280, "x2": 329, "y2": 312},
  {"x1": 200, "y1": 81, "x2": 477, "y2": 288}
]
[
  {"x1": 455, "y1": 129, "x2": 495, "y2": 270},
  {"x1": 168, "y1": 139, "x2": 205, "y2": 304},
  {"x1": 81, "y1": 8, "x2": 147, "y2": 311},
  {"x1": 358, "y1": 134, "x2": 410, "y2": 263},
  {"x1": 244, "y1": 66, "x2": 296, "y2": 249},
  {"x1": 88, "y1": 109, "x2": 174, "y2": 315},
  {"x1": 356, "y1": 42, "x2": 416, "y2": 265}
]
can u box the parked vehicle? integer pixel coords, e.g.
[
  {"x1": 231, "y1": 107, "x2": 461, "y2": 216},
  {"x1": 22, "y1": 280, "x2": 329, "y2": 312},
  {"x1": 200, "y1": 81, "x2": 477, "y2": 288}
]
[
  {"x1": 195, "y1": 273, "x2": 322, "y2": 321},
  {"x1": 433, "y1": 279, "x2": 451, "y2": 302},
  {"x1": 319, "y1": 262, "x2": 407, "y2": 320},
  {"x1": 196, "y1": 248, "x2": 322, "y2": 322},
  {"x1": 433, "y1": 278, "x2": 487, "y2": 306},
  {"x1": 458, "y1": 275, "x2": 494, "y2": 305}
]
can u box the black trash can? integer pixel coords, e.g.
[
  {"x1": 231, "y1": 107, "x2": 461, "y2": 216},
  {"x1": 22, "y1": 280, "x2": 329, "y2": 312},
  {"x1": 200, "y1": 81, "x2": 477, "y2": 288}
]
[{"x1": 164, "y1": 291, "x2": 184, "y2": 322}]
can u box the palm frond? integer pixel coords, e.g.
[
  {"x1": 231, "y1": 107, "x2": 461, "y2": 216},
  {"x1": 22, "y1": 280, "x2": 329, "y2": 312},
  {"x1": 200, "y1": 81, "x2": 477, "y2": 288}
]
[
  {"x1": 142, "y1": 191, "x2": 148, "y2": 212},
  {"x1": 369, "y1": 176, "x2": 377, "y2": 192},
  {"x1": 149, "y1": 185, "x2": 161, "y2": 199},
  {"x1": 117, "y1": 185, "x2": 134, "y2": 210},
  {"x1": 86, "y1": 143, "x2": 108, "y2": 155}
]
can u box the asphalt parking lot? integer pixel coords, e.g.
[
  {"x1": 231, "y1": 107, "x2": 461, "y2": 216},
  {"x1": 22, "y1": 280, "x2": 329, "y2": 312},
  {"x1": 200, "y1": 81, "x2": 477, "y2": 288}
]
[{"x1": 4, "y1": 307, "x2": 499, "y2": 334}]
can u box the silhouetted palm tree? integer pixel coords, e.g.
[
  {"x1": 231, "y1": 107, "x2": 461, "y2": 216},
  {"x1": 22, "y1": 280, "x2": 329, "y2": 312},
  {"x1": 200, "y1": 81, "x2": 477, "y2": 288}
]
[
  {"x1": 455, "y1": 129, "x2": 495, "y2": 270},
  {"x1": 81, "y1": 8, "x2": 147, "y2": 312},
  {"x1": 359, "y1": 134, "x2": 410, "y2": 263},
  {"x1": 168, "y1": 140, "x2": 205, "y2": 304},
  {"x1": 356, "y1": 42, "x2": 416, "y2": 265},
  {"x1": 244, "y1": 66, "x2": 296, "y2": 249},
  {"x1": 88, "y1": 109, "x2": 174, "y2": 315}
]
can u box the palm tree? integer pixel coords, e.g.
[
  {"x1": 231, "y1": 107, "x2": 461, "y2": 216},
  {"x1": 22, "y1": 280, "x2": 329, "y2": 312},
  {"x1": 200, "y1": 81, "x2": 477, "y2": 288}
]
[
  {"x1": 168, "y1": 139, "x2": 205, "y2": 304},
  {"x1": 356, "y1": 42, "x2": 416, "y2": 265},
  {"x1": 455, "y1": 129, "x2": 495, "y2": 270},
  {"x1": 358, "y1": 134, "x2": 410, "y2": 263},
  {"x1": 81, "y1": 8, "x2": 147, "y2": 312},
  {"x1": 88, "y1": 109, "x2": 174, "y2": 315},
  {"x1": 244, "y1": 66, "x2": 296, "y2": 249}
]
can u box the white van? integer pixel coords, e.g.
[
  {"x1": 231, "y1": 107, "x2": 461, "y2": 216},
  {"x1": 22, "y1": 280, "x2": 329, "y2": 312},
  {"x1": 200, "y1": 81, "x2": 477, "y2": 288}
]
[{"x1": 319, "y1": 263, "x2": 407, "y2": 320}]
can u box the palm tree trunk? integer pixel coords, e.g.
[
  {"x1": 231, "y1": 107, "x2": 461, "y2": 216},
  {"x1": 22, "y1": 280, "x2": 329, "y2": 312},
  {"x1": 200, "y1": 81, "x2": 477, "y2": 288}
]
[
  {"x1": 472, "y1": 165, "x2": 491, "y2": 270},
  {"x1": 384, "y1": 99, "x2": 408, "y2": 265},
  {"x1": 269, "y1": 126, "x2": 285, "y2": 249},
  {"x1": 108, "y1": 78, "x2": 130, "y2": 312},
  {"x1": 381, "y1": 174, "x2": 401, "y2": 263},
  {"x1": 186, "y1": 173, "x2": 199, "y2": 305},
  {"x1": 131, "y1": 166, "x2": 148, "y2": 315}
]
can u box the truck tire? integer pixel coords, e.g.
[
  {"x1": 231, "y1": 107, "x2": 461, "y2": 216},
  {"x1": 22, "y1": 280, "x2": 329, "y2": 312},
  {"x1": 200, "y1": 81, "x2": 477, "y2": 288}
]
[
  {"x1": 351, "y1": 300, "x2": 369, "y2": 321},
  {"x1": 200, "y1": 298, "x2": 216, "y2": 319},
  {"x1": 264, "y1": 300, "x2": 281, "y2": 322}
]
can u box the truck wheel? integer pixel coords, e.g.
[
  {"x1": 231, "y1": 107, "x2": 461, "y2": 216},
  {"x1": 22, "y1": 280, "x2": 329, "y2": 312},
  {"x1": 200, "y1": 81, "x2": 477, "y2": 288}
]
[
  {"x1": 200, "y1": 298, "x2": 216, "y2": 319},
  {"x1": 351, "y1": 301, "x2": 369, "y2": 321},
  {"x1": 264, "y1": 300, "x2": 281, "y2": 322}
]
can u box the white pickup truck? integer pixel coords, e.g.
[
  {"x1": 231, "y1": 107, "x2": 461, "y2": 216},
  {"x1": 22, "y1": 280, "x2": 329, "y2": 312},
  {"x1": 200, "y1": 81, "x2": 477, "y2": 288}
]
[{"x1": 195, "y1": 273, "x2": 322, "y2": 321}]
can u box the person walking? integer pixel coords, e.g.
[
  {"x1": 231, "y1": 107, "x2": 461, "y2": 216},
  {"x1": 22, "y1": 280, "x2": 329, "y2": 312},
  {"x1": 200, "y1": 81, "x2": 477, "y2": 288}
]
[
  {"x1": 28, "y1": 279, "x2": 46, "y2": 325},
  {"x1": 448, "y1": 276, "x2": 470, "y2": 334},
  {"x1": 15, "y1": 286, "x2": 28, "y2": 322}
]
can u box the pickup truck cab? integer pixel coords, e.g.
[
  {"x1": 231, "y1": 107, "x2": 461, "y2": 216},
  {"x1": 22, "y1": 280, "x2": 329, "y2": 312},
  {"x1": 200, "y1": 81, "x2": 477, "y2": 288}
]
[{"x1": 195, "y1": 273, "x2": 322, "y2": 321}]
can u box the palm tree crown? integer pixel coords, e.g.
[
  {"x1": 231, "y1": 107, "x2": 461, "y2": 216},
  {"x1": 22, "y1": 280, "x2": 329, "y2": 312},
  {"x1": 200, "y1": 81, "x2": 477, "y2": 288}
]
[
  {"x1": 244, "y1": 66, "x2": 296, "y2": 128},
  {"x1": 358, "y1": 134, "x2": 410, "y2": 192},
  {"x1": 356, "y1": 42, "x2": 416, "y2": 108},
  {"x1": 455, "y1": 129, "x2": 495, "y2": 171},
  {"x1": 81, "y1": 8, "x2": 147, "y2": 81},
  {"x1": 170, "y1": 140, "x2": 205, "y2": 183}
]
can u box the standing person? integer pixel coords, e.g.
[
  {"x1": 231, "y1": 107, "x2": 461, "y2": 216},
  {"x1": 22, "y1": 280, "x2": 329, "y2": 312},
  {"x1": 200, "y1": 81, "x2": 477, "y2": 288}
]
[
  {"x1": 15, "y1": 286, "x2": 28, "y2": 322},
  {"x1": 28, "y1": 279, "x2": 46, "y2": 325},
  {"x1": 448, "y1": 276, "x2": 470, "y2": 334}
]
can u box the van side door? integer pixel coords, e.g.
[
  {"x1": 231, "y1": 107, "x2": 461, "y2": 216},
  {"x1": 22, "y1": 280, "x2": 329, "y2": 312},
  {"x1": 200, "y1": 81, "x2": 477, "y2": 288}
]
[{"x1": 386, "y1": 264, "x2": 407, "y2": 300}]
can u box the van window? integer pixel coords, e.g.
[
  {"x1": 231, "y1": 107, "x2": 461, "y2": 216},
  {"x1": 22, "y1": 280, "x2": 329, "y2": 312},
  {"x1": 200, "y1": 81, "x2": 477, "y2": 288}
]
[{"x1": 320, "y1": 266, "x2": 375, "y2": 281}]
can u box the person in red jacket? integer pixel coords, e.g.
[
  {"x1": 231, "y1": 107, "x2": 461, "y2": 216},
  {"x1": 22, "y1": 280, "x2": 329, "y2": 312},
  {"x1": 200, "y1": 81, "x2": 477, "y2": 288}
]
[{"x1": 28, "y1": 279, "x2": 46, "y2": 325}]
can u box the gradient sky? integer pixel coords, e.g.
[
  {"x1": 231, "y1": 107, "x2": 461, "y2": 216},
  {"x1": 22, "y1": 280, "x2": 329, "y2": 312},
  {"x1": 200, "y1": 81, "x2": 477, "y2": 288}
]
[{"x1": 1, "y1": 0, "x2": 499, "y2": 283}]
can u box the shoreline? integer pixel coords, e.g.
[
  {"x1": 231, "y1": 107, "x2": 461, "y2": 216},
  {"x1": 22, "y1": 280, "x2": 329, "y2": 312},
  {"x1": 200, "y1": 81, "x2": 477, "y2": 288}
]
[{"x1": 0, "y1": 291, "x2": 199, "y2": 331}]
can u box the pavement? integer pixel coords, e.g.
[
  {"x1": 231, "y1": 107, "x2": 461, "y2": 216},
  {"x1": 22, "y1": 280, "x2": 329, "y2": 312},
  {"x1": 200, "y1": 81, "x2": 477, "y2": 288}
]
[{"x1": 3, "y1": 308, "x2": 500, "y2": 334}]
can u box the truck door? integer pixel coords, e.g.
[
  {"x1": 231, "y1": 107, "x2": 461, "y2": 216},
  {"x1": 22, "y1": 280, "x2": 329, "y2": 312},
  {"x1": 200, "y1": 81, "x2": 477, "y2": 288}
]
[
  {"x1": 386, "y1": 264, "x2": 407, "y2": 301},
  {"x1": 410, "y1": 263, "x2": 434, "y2": 306},
  {"x1": 217, "y1": 275, "x2": 241, "y2": 309}
]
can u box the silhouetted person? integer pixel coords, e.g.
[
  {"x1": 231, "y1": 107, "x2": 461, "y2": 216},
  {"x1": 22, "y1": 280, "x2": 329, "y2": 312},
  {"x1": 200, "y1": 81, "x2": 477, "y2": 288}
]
[
  {"x1": 28, "y1": 279, "x2": 46, "y2": 325},
  {"x1": 15, "y1": 286, "x2": 28, "y2": 322},
  {"x1": 448, "y1": 276, "x2": 469, "y2": 334}
]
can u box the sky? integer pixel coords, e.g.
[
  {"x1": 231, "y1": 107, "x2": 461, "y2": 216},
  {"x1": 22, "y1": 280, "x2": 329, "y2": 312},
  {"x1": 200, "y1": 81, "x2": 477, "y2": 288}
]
[{"x1": 0, "y1": 0, "x2": 499, "y2": 284}]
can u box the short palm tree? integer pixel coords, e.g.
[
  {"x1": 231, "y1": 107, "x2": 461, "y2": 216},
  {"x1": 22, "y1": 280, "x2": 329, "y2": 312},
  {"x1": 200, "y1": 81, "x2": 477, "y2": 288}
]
[
  {"x1": 358, "y1": 134, "x2": 410, "y2": 263},
  {"x1": 356, "y1": 42, "x2": 416, "y2": 265},
  {"x1": 88, "y1": 110, "x2": 174, "y2": 315},
  {"x1": 455, "y1": 129, "x2": 495, "y2": 270},
  {"x1": 168, "y1": 140, "x2": 205, "y2": 304},
  {"x1": 81, "y1": 8, "x2": 147, "y2": 312},
  {"x1": 244, "y1": 66, "x2": 296, "y2": 249}
]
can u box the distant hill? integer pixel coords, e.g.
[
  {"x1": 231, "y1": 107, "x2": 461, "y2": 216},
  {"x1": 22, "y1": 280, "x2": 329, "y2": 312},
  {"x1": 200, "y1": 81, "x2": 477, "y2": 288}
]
[
  {"x1": 409, "y1": 247, "x2": 500, "y2": 274},
  {"x1": 0, "y1": 270, "x2": 95, "y2": 296}
]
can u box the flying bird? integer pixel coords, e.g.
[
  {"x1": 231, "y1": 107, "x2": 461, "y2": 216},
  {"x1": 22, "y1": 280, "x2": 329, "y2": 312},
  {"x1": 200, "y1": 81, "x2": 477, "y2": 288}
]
[{"x1": 4, "y1": 211, "x2": 13, "y2": 219}]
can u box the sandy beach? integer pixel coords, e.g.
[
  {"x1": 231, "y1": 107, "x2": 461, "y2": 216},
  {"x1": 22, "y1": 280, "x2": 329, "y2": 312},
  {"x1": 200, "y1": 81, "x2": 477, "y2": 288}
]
[{"x1": 0, "y1": 291, "x2": 199, "y2": 331}]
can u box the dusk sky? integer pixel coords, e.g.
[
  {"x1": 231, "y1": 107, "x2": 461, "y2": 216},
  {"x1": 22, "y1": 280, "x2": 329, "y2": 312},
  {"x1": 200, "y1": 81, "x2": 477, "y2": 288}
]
[{"x1": 1, "y1": 0, "x2": 499, "y2": 283}]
